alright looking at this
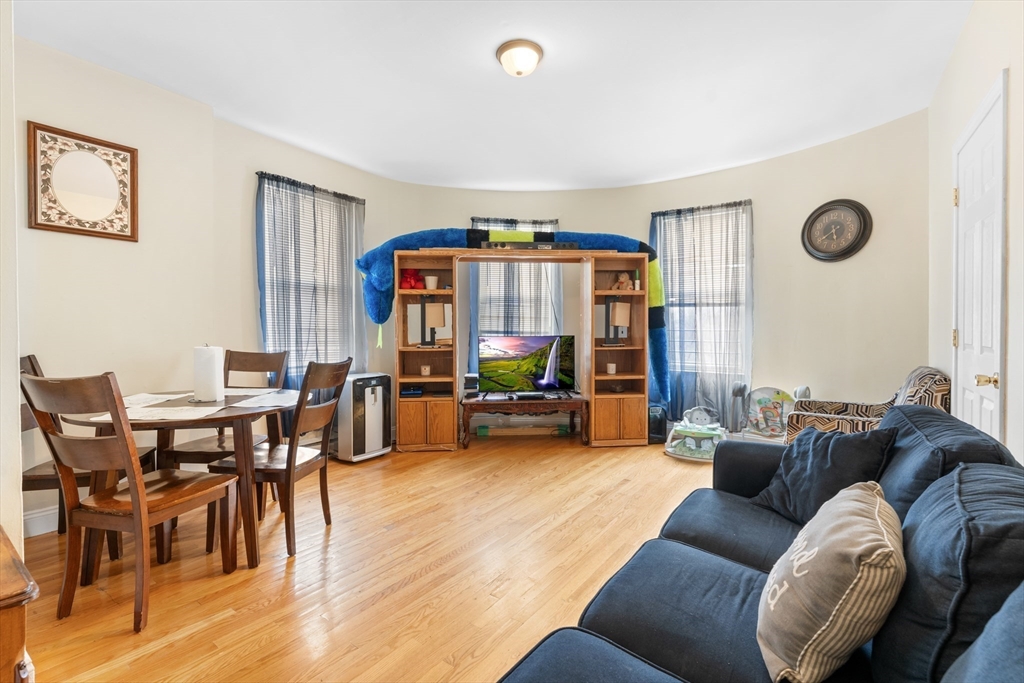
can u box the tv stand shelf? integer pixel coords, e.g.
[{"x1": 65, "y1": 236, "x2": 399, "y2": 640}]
[{"x1": 393, "y1": 248, "x2": 649, "y2": 450}]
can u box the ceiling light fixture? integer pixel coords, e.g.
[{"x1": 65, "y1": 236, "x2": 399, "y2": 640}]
[{"x1": 496, "y1": 39, "x2": 543, "y2": 78}]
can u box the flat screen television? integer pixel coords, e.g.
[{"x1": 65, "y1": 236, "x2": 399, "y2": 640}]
[{"x1": 478, "y1": 335, "x2": 575, "y2": 392}]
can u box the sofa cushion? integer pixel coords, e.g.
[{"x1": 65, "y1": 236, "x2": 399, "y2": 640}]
[
  {"x1": 877, "y1": 405, "x2": 1019, "y2": 521},
  {"x1": 580, "y1": 539, "x2": 771, "y2": 683},
  {"x1": 751, "y1": 427, "x2": 897, "y2": 524},
  {"x1": 660, "y1": 489, "x2": 801, "y2": 572},
  {"x1": 872, "y1": 463, "x2": 1024, "y2": 683},
  {"x1": 757, "y1": 482, "x2": 905, "y2": 683},
  {"x1": 498, "y1": 627, "x2": 687, "y2": 683},
  {"x1": 940, "y1": 581, "x2": 1024, "y2": 683}
]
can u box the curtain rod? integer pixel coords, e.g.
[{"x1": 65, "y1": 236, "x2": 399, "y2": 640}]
[
  {"x1": 651, "y1": 199, "x2": 751, "y2": 217},
  {"x1": 470, "y1": 216, "x2": 558, "y2": 225},
  {"x1": 256, "y1": 171, "x2": 366, "y2": 205}
]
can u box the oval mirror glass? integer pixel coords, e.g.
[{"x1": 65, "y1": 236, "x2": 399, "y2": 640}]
[{"x1": 51, "y1": 151, "x2": 119, "y2": 221}]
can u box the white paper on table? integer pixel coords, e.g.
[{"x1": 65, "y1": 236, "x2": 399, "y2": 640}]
[
  {"x1": 223, "y1": 387, "x2": 279, "y2": 396},
  {"x1": 121, "y1": 393, "x2": 190, "y2": 409},
  {"x1": 231, "y1": 390, "x2": 301, "y2": 408},
  {"x1": 90, "y1": 406, "x2": 225, "y2": 422}
]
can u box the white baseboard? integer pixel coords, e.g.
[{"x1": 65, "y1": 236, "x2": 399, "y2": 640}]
[{"x1": 24, "y1": 505, "x2": 59, "y2": 538}]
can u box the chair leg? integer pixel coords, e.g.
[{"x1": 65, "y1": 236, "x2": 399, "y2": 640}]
[
  {"x1": 107, "y1": 530, "x2": 122, "y2": 561},
  {"x1": 57, "y1": 525, "x2": 83, "y2": 619},
  {"x1": 271, "y1": 483, "x2": 278, "y2": 503},
  {"x1": 81, "y1": 528, "x2": 104, "y2": 586},
  {"x1": 319, "y1": 463, "x2": 331, "y2": 526},
  {"x1": 279, "y1": 482, "x2": 296, "y2": 557},
  {"x1": 155, "y1": 520, "x2": 173, "y2": 564},
  {"x1": 133, "y1": 525, "x2": 151, "y2": 632},
  {"x1": 256, "y1": 482, "x2": 266, "y2": 521},
  {"x1": 57, "y1": 493, "x2": 67, "y2": 535},
  {"x1": 206, "y1": 501, "x2": 217, "y2": 554},
  {"x1": 219, "y1": 484, "x2": 237, "y2": 574}
]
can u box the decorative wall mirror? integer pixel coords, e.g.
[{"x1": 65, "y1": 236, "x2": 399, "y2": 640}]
[{"x1": 27, "y1": 121, "x2": 138, "y2": 242}]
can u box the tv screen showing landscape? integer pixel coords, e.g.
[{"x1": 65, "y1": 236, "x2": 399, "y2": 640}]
[{"x1": 478, "y1": 335, "x2": 575, "y2": 392}]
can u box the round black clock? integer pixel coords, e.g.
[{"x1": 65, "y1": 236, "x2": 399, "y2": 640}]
[{"x1": 801, "y1": 199, "x2": 872, "y2": 262}]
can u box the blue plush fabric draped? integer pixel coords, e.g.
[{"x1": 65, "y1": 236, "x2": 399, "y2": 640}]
[
  {"x1": 467, "y1": 217, "x2": 561, "y2": 373},
  {"x1": 650, "y1": 202, "x2": 753, "y2": 422},
  {"x1": 256, "y1": 172, "x2": 366, "y2": 426}
]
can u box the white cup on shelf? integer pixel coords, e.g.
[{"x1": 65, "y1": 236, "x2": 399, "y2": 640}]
[
  {"x1": 424, "y1": 276, "x2": 439, "y2": 289},
  {"x1": 607, "y1": 363, "x2": 617, "y2": 375},
  {"x1": 420, "y1": 365, "x2": 431, "y2": 376}
]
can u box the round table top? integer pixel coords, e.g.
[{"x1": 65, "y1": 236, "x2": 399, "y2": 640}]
[{"x1": 63, "y1": 390, "x2": 300, "y2": 430}]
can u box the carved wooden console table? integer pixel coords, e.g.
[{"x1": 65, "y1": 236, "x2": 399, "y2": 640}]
[{"x1": 460, "y1": 395, "x2": 589, "y2": 448}]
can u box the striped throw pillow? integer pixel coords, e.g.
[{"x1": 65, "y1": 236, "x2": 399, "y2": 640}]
[{"x1": 757, "y1": 481, "x2": 906, "y2": 683}]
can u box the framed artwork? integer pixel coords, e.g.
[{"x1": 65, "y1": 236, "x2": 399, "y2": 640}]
[{"x1": 27, "y1": 121, "x2": 138, "y2": 242}]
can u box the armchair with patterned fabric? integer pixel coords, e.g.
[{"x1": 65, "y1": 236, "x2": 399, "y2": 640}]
[{"x1": 784, "y1": 366, "x2": 951, "y2": 443}]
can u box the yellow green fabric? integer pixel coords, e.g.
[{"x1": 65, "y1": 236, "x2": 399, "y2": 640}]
[
  {"x1": 648, "y1": 259, "x2": 665, "y2": 308},
  {"x1": 489, "y1": 230, "x2": 535, "y2": 243}
]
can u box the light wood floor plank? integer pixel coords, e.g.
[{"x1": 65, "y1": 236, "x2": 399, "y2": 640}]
[{"x1": 24, "y1": 436, "x2": 710, "y2": 682}]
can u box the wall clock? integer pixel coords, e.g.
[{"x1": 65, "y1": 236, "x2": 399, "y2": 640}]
[{"x1": 801, "y1": 199, "x2": 872, "y2": 262}]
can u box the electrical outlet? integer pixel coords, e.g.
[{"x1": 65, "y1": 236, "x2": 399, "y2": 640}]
[{"x1": 618, "y1": 327, "x2": 628, "y2": 338}]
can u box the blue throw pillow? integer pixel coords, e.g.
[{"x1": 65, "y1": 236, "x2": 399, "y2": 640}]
[
  {"x1": 941, "y1": 582, "x2": 1024, "y2": 683},
  {"x1": 751, "y1": 427, "x2": 897, "y2": 524},
  {"x1": 872, "y1": 463, "x2": 1024, "y2": 683},
  {"x1": 877, "y1": 405, "x2": 1019, "y2": 521}
]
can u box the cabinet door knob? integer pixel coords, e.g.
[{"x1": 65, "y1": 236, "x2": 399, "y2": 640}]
[{"x1": 975, "y1": 373, "x2": 1000, "y2": 389}]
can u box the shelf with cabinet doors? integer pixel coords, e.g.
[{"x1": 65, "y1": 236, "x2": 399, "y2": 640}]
[
  {"x1": 589, "y1": 254, "x2": 649, "y2": 446},
  {"x1": 394, "y1": 252, "x2": 459, "y2": 451}
]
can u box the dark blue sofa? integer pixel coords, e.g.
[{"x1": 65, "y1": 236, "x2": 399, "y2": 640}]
[{"x1": 500, "y1": 406, "x2": 1024, "y2": 683}]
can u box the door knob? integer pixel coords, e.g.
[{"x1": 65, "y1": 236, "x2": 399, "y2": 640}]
[{"x1": 975, "y1": 373, "x2": 1000, "y2": 389}]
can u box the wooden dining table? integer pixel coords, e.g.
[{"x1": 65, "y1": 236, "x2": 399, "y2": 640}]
[{"x1": 65, "y1": 391, "x2": 300, "y2": 572}]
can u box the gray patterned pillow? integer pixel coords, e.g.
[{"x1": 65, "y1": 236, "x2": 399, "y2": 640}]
[{"x1": 757, "y1": 482, "x2": 906, "y2": 683}]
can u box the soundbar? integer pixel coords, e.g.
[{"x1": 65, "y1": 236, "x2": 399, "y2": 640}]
[{"x1": 481, "y1": 242, "x2": 579, "y2": 250}]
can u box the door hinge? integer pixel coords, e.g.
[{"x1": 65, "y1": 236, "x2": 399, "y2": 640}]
[
  {"x1": 952, "y1": 329, "x2": 959, "y2": 348},
  {"x1": 953, "y1": 187, "x2": 959, "y2": 207}
]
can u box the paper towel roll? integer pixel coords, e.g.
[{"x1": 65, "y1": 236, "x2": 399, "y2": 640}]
[{"x1": 194, "y1": 346, "x2": 224, "y2": 402}]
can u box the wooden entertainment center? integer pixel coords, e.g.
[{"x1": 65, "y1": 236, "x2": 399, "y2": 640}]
[{"x1": 394, "y1": 249, "x2": 649, "y2": 450}]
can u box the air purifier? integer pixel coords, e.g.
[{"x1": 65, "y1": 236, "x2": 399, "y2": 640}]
[{"x1": 332, "y1": 372, "x2": 392, "y2": 462}]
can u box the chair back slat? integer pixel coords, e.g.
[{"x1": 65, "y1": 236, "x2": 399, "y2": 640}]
[
  {"x1": 294, "y1": 400, "x2": 342, "y2": 436},
  {"x1": 21, "y1": 374, "x2": 118, "y2": 417},
  {"x1": 48, "y1": 433, "x2": 126, "y2": 472},
  {"x1": 224, "y1": 350, "x2": 288, "y2": 389},
  {"x1": 20, "y1": 402, "x2": 37, "y2": 432},
  {"x1": 287, "y1": 359, "x2": 352, "y2": 447}
]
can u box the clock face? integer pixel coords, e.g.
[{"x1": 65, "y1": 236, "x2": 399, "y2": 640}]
[
  {"x1": 801, "y1": 200, "x2": 872, "y2": 261},
  {"x1": 810, "y1": 209, "x2": 861, "y2": 254}
]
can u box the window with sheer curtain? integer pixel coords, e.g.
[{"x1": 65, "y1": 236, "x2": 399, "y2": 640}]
[
  {"x1": 467, "y1": 217, "x2": 561, "y2": 372},
  {"x1": 650, "y1": 200, "x2": 753, "y2": 419},
  {"x1": 256, "y1": 172, "x2": 367, "y2": 391}
]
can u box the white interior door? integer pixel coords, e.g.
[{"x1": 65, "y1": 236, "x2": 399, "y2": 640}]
[{"x1": 952, "y1": 70, "x2": 1007, "y2": 440}]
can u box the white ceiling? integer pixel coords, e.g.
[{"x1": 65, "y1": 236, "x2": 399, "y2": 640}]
[{"x1": 13, "y1": 1, "x2": 972, "y2": 191}]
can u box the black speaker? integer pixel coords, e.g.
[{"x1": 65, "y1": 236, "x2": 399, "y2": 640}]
[{"x1": 648, "y1": 406, "x2": 668, "y2": 444}]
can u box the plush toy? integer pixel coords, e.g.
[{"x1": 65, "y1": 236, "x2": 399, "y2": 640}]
[
  {"x1": 610, "y1": 271, "x2": 633, "y2": 290},
  {"x1": 399, "y1": 269, "x2": 425, "y2": 290}
]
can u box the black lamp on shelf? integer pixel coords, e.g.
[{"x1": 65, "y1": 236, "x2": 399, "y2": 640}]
[
  {"x1": 418, "y1": 296, "x2": 446, "y2": 348},
  {"x1": 602, "y1": 297, "x2": 630, "y2": 347}
]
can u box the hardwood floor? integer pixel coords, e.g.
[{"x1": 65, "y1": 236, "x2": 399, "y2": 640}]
[{"x1": 23, "y1": 436, "x2": 711, "y2": 682}]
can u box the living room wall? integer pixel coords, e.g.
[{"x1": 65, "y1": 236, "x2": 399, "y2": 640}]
[
  {"x1": 927, "y1": 0, "x2": 1023, "y2": 458},
  {"x1": 13, "y1": 36, "x2": 932, "y2": 531}
]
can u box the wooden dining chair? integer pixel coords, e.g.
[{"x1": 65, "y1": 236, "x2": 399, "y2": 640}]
[
  {"x1": 210, "y1": 358, "x2": 351, "y2": 556},
  {"x1": 159, "y1": 350, "x2": 288, "y2": 517},
  {"x1": 21, "y1": 371, "x2": 239, "y2": 633},
  {"x1": 160, "y1": 350, "x2": 288, "y2": 466},
  {"x1": 20, "y1": 355, "x2": 155, "y2": 539}
]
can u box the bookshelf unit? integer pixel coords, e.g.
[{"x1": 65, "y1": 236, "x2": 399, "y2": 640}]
[
  {"x1": 394, "y1": 251, "x2": 458, "y2": 451},
  {"x1": 392, "y1": 249, "x2": 648, "y2": 450},
  {"x1": 589, "y1": 254, "x2": 649, "y2": 446}
]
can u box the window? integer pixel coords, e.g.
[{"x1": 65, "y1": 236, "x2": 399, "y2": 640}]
[
  {"x1": 467, "y1": 217, "x2": 561, "y2": 371},
  {"x1": 256, "y1": 172, "x2": 366, "y2": 388},
  {"x1": 651, "y1": 201, "x2": 753, "y2": 415}
]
